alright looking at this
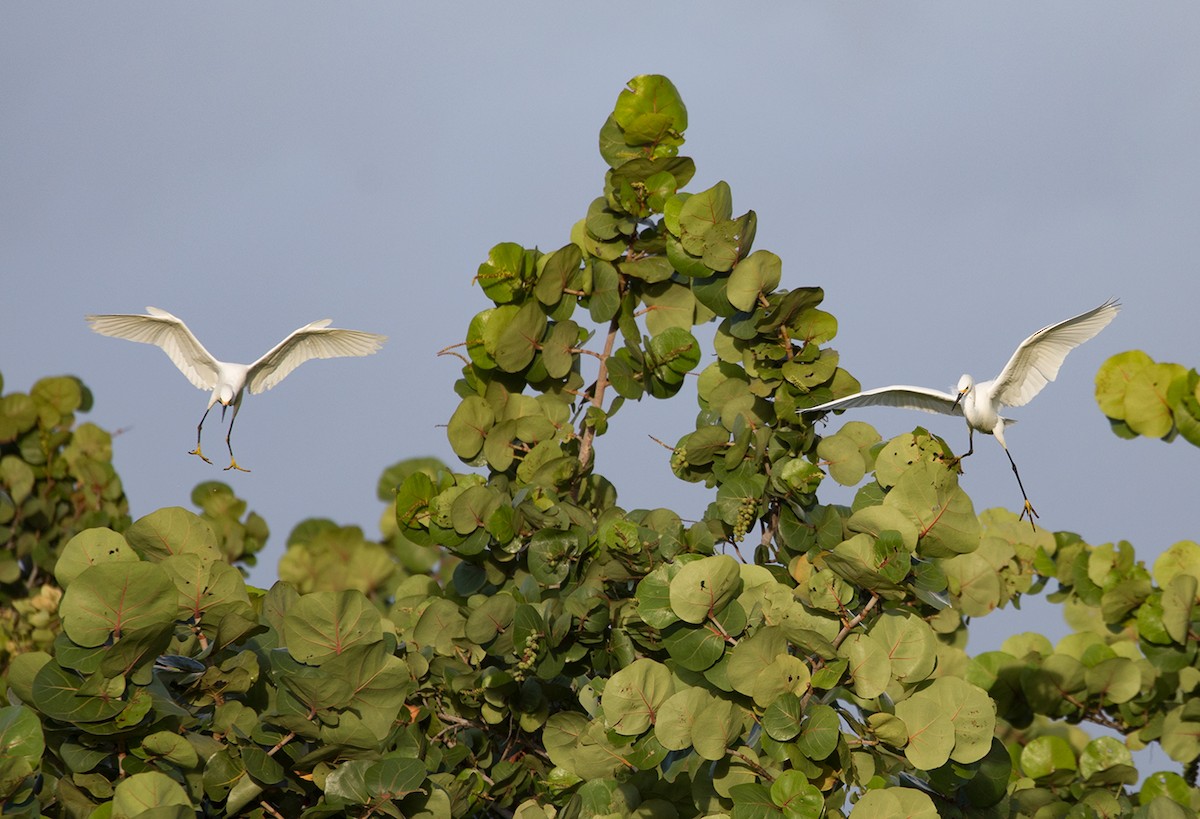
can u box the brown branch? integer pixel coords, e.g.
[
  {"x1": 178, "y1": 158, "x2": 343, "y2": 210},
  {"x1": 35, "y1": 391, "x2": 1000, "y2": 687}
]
[
  {"x1": 831, "y1": 592, "x2": 881, "y2": 651},
  {"x1": 576, "y1": 316, "x2": 620, "y2": 473},
  {"x1": 266, "y1": 731, "x2": 296, "y2": 757},
  {"x1": 259, "y1": 802, "x2": 287, "y2": 819},
  {"x1": 436, "y1": 342, "x2": 471, "y2": 365}
]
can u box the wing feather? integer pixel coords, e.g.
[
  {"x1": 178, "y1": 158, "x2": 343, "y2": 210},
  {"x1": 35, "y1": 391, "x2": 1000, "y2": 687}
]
[
  {"x1": 990, "y1": 299, "x2": 1120, "y2": 408},
  {"x1": 246, "y1": 321, "x2": 387, "y2": 394},
  {"x1": 85, "y1": 306, "x2": 221, "y2": 391},
  {"x1": 805, "y1": 385, "x2": 963, "y2": 417}
]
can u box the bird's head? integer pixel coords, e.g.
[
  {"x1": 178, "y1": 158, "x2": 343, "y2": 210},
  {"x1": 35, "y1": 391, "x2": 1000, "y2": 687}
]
[
  {"x1": 952, "y1": 374, "x2": 973, "y2": 410},
  {"x1": 218, "y1": 385, "x2": 236, "y2": 406}
]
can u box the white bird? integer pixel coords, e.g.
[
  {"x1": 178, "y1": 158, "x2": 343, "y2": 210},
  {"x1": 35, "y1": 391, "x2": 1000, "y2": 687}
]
[
  {"x1": 804, "y1": 299, "x2": 1120, "y2": 525},
  {"x1": 86, "y1": 306, "x2": 386, "y2": 472}
]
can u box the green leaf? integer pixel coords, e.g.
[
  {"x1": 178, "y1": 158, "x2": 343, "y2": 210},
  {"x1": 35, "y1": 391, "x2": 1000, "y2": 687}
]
[
  {"x1": 655, "y1": 687, "x2": 741, "y2": 761},
  {"x1": 870, "y1": 613, "x2": 937, "y2": 684},
  {"x1": 727, "y1": 250, "x2": 781, "y2": 312},
  {"x1": 1078, "y1": 736, "x2": 1136, "y2": 785},
  {"x1": 797, "y1": 703, "x2": 840, "y2": 761},
  {"x1": 283, "y1": 590, "x2": 383, "y2": 664},
  {"x1": 0, "y1": 705, "x2": 43, "y2": 799},
  {"x1": 1095, "y1": 350, "x2": 1152, "y2": 419},
  {"x1": 466, "y1": 593, "x2": 517, "y2": 646},
  {"x1": 726, "y1": 626, "x2": 787, "y2": 698},
  {"x1": 642, "y1": 280, "x2": 696, "y2": 336},
  {"x1": 476, "y1": 242, "x2": 527, "y2": 303},
  {"x1": 1020, "y1": 735, "x2": 1078, "y2": 782},
  {"x1": 55, "y1": 527, "x2": 139, "y2": 588},
  {"x1": 0, "y1": 393, "x2": 37, "y2": 443},
  {"x1": 895, "y1": 692, "x2": 955, "y2": 770},
  {"x1": 447, "y1": 396, "x2": 495, "y2": 460},
  {"x1": 852, "y1": 788, "x2": 938, "y2": 818},
  {"x1": 838, "y1": 633, "x2": 891, "y2": 699},
  {"x1": 1124, "y1": 362, "x2": 1186, "y2": 438},
  {"x1": 31, "y1": 660, "x2": 125, "y2": 724},
  {"x1": 366, "y1": 757, "x2": 427, "y2": 800},
  {"x1": 139, "y1": 730, "x2": 199, "y2": 768},
  {"x1": 495, "y1": 301, "x2": 548, "y2": 373},
  {"x1": 762, "y1": 693, "x2": 804, "y2": 742},
  {"x1": 112, "y1": 771, "x2": 191, "y2": 816},
  {"x1": 124, "y1": 506, "x2": 221, "y2": 562},
  {"x1": 884, "y1": 461, "x2": 980, "y2": 558},
  {"x1": 662, "y1": 619, "x2": 726, "y2": 672},
  {"x1": 678, "y1": 181, "x2": 732, "y2": 255},
  {"x1": 535, "y1": 243, "x2": 583, "y2": 307},
  {"x1": 769, "y1": 771, "x2": 823, "y2": 818},
  {"x1": 669, "y1": 554, "x2": 741, "y2": 623},
  {"x1": 60, "y1": 562, "x2": 176, "y2": 647},
  {"x1": 602, "y1": 658, "x2": 673, "y2": 736},
  {"x1": 611, "y1": 74, "x2": 687, "y2": 155}
]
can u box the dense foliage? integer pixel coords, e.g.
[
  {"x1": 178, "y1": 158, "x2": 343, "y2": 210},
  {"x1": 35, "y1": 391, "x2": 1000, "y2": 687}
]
[
  {"x1": 1095, "y1": 351, "x2": 1200, "y2": 450},
  {"x1": 3, "y1": 75, "x2": 1199, "y2": 818}
]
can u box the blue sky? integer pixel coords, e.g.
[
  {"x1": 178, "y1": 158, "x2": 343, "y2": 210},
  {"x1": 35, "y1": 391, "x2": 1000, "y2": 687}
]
[{"x1": 4, "y1": 4, "x2": 1198, "y2": 651}]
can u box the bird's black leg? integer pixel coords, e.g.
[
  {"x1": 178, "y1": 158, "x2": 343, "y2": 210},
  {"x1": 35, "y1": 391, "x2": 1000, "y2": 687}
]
[
  {"x1": 1003, "y1": 447, "x2": 1038, "y2": 529},
  {"x1": 941, "y1": 428, "x2": 974, "y2": 473},
  {"x1": 189, "y1": 406, "x2": 214, "y2": 464},
  {"x1": 223, "y1": 400, "x2": 250, "y2": 473}
]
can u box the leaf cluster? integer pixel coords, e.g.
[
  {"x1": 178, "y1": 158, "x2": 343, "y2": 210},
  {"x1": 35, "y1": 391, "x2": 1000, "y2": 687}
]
[{"x1": 1095, "y1": 350, "x2": 1200, "y2": 448}]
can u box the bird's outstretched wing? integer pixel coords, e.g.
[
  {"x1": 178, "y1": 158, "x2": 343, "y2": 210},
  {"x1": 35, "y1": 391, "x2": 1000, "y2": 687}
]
[
  {"x1": 804, "y1": 385, "x2": 964, "y2": 417},
  {"x1": 246, "y1": 320, "x2": 387, "y2": 394},
  {"x1": 85, "y1": 306, "x2": 221, "y2": 391},
  {"x1": 990, "y1": 298, "x2": 1120, "y2": 409}
]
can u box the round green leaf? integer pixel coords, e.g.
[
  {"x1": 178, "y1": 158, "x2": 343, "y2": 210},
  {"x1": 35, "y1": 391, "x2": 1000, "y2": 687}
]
[
  {"x1": 495, "y1": 301, "x2": 548, "y2": 373},
  {"x1": 466, "y1": 593, "x2": 517, "y2": 646},
  {"x1": 60, "y1": 562, "x2": 176, "y2": 647},
  {"x1": 284, "y1": 590, "x2": 383, "y2": 664},
  {"x1": 112, "y1": 771, "x2": 190, "y2": 815},
  {"x1": 726, "y1": 250, "x2": 781, "y2": 312},
  {"x1": 447, "y1": 396, "x2": 495, "y2": 460},
  {"x1": 1078, "y1": 736, "x2": 1135, "y2": 784},
  {"x1": 797, "y1": 703, "x2": 841, "y2": 761},
  {"x1": 1094, "y1": 350, "x2": 1152, "y2": 419},
  {"x1": 662, "y1": 620, "x2": 726, "y2": 672},
  {"x1": 895, "y1": 693, "x2": 955, "y2": 770},
  {"x1": 55, "y1": 527, "x2": 139, "y2": 588},
  {"x1": 838, "y1": 633, "x2": 891, "y2": 699},
  {"x1": 678, "y1": 181, "x2": 732, "y2": 255},
  {"x1": 1124, "y1": 362, "x2": 1186, "y2": 438},
  {"x1": 669, "y1": 554, "x2": 741, "y2": 624},
  {"x1": 884, "y1": 461, "x2": 980, "y2": 558},
  {"x1": 125, "y1": 506, "x2": 221, "y2": 563},
  {"x1": 655, "y1": 686, "x2": 741, "y2": 761},
  {"x1": 642, "y1": 280, "x2": 696, "y2": 336},
  {"x1": 870, "y1": 613, "x2": 937, "y2": 684},
  {"x1": 852, "y1": 788, "x2": 937, "y2": 818},
  {"x1": 601, "y1": 658, "x2": 673, "y2": 736},
  {"x1": 770, "y1": 771, "x2": 823, "y2": 818},
  {"x1": 1020, "y1": 735, "x2": 1078, "y2": 782}
]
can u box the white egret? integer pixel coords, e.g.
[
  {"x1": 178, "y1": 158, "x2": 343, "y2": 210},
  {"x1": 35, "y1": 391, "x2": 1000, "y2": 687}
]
[
  {"x1": 86, "y1": 306, "x2": 386, "y2": 472},
  {"x1": 804, "y1": 298, "x2": 1120, "y2": 524}
]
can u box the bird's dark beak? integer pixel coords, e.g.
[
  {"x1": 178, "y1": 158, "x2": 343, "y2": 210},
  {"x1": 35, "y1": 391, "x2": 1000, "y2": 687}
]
[{"x1": 952, "y1": 389, "x2": 967, "y2": 410}]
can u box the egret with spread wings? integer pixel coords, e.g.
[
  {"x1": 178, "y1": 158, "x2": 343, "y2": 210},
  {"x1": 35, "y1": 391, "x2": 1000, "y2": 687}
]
[
  {"x1": 86, "y1": 306, "x2": 386, "y2": 472},
  {"x1": 804, "y1": 299, "x2": 1120, "y2": 524}
]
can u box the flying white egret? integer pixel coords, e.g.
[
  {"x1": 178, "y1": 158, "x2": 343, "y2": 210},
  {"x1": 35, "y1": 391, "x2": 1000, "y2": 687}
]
[
  {"x1": 804, "y1": 298, "x2": 1120, "y2": 525},
  {"x1": 86, "y1": 306, "x2": 386, "y2": 472}
]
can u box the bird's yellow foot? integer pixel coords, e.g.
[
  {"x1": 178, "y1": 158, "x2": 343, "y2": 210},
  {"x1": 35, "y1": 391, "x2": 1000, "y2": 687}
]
[
  {"x1": 1020, "y1": 499, "x2": 1039, "y2": 529},
  {"x1": 223, "y1": 458, "x2": 250, "y2": 473},
  {"x1": 189, "y1": 446, "x2": 213, "y2": 465}
]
